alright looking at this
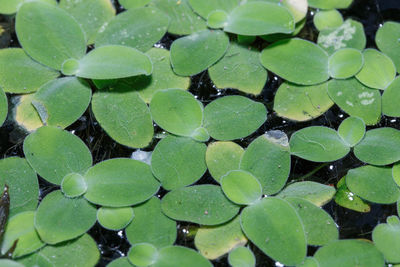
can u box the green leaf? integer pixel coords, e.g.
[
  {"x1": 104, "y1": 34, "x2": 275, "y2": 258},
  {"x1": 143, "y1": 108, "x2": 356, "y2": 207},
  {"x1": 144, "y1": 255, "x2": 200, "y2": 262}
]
[
  {"x1": 126, "y1": 197, "x2": 176, "y2": 249},
  {"x1": 92, "y1": 85, "x2": 154, "y2": 148},
  {"x1": 83, "y1": 158, "x2": 160, "y2": 207},
  {"x1": 334, "y1": 176, "x2": 371, "y2": 213},
  {"x1": 95, "y1": 6, "x2": 169, "y2": 52},
  {"x1": 286, "y1": 197, "x2": 338, "y2": 246},
  {"x1": 188, "y1": 0, "x2": 239, "y2": 19},
  {"x1": 34, "y1": 190, "x2": 97, "y2": 244},
  {"x1": 346, "y1": 165, "x2": 400, "y2": 204},
  {"x1": 260, "y1": 38, "x2": 329, "y2": 85},
  {"x1": 12, "y1": 94, "x2": 44, "y2": 132},
  {"x1": 228, "y1": 246, "x2": 255, "y2": 267},
  {"x1": 107, "y1": 257, "x2": 133, "y2": 267},
  {"x1": 278, "y1": 181, "x2": 336, "y2": 206},
  {"x1": 314, "y1": 239, "x2": 384, "y2": 267},
  {"x1": 279, "y1": 0, "x2": 308, "y2": 23},
  {"x1": 337, "y1": 116, "x2": 365, "y2": 147},
  {"x1": 354, "y1": 128, "x2": 400, "y2": 165},
  {"x1": 61, "y1": 173, "x2": 88, "y2": 198},
  {"x1": 170, "y1": 30, "x2": 229, "y2": 76},
  {"x1": 240, "y1": 197, "x2": 307, "y2": 266},
  {"x1": 16, "y1": 1, "x2": 86, "y2": 70},
  {"x1": 152, "y1": 246, "x2": 212, "y2": 267},
  {"x1": 372, "y1": 215, "x2": 400, "y2": 263},
  {"x1": 274, "y1": 81, "x2": 334, "y2": 122},
  {"x1": 261, "y1": 17, "x2": 306, "y2": 43},
  {"x1": 0, "y1": 0, "x2": 56, "y2": 14},
  {"x1": 289, "y1": 126, "x2": 350, "y2": 162},
  {"x1": 375, "y1": 21, "x2": 400, "y2": 72},
  {"x1": 355, "y1": 49, "x2": 396, "y2": 89},
  {"x1": 119, "y1": 0, "x2": 151, "y2": 9},
  {"x1": 208, "y1": 43, "x2": 268, "y2": 95},
  {"x1": 297, "y1": 257, "x2": 319, "y2": 267},
  {"x1": 221, "y1": 170, "x2": 262, "y2": 205},
  {"x1": 328, "y1": 48, "x2": 364, "y2": 79},
  {"x1": 194, "y1": 216, "x2": 247, "y2": 260},
  {"x1": 161, "y1": 185, "x2": 240, "y2": 225},
  {"x1": 313, "y1": 9, "x2": 343, "y2": 31},
  {"x1": 151, "y1": 135, "x2": 207, "y2": 190},
  {"x1": 0, "y1": 48, "x2": 59, "y2": 93},
  {"x1": 128, "y1": 243, "x2": 158, "y2": 267},
  {"x1": 240, "y1": 131, "x2": 291, "y2": 195},
  {"x1": 206, "y1": 141, "x2": 244, "y2": 183},
  {"x1": 224, "y1": 2, "x2": 295, "y2": 36},
  {"x1": 0, "y1": 260, "x2": 24, "y2": 267},
  {"x1": 0, "y1": 87, "x2": 6, "y2": 126},
  {"x1": 72, "y1": 45, "x2": 153, "y2": 79},
  {"x1": 203, "y1": 95, "x2": 267, "y2": 141},
  {"x1": 308, "y1": 0, "x2": 352, "y2": 9},
  {"x1": 31, "y1": 77, "x2": 92, "y2": 129},
  {"x1": 23, "y1": 126, "x2": 92, "y2": 185},
  {"x1": 97, "y1": 207, "x2": 134, "y2": 231},
  {"x1": 393, "y1": 163, "x2": 400, "y2": 187},
  {"x1": 327, "y1": 78, "x2": 381, "y2": 125},
  {"x1": 382, "y1": 76, "x2": 400, "y2": 117},
  {"x1": 207, "y1": 10, "x2": 229, "y2": 29},
  {"x1": 59, "y1": 0, "x2": 115, "y2": 45}
]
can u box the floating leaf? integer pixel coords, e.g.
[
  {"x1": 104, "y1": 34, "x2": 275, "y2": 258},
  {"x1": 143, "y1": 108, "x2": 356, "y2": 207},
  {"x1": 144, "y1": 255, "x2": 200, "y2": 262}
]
[
  {"x1": 0, "y1": 48, "x2": 59, "y2": 93},
  {"x1": 221, "y1": 170, "x2": 262, "y2": 205},
  {"x1": 12, "y1": 94, "x2": 43, "y2": 132},
  {"x1": 92, "y1": 84, "x2": 154, "y2": 148},
  {"x1": 393, "y1": 163, "x2": 400, "y2": 187},
  {"x1": 188, "y1": 0, "x2": 239, "y2": 19},
  {"x1": 95, "y1": 6, "x2": 168, "y2": 52},
  {"x1": 240, "y1": 131, "x2": 290, "y2": 195},
  {"x1": 308, "y1": 0, "x2": 352, "y2": 9},
  {"x1": 346, "y1": 165, "x2": 400, "y2": 204},
  {"x1": 354, "y1": 128, "x2": 400, "y2": 165},
  {"x1": 313, "y1": 9, "x2": 343, "y2": 31},
  {"x1": 126, "y1": 197, "x2": 176, "y2": 249},
  {"x1": 207, "y1": 10, "x2": 229, "y2": 29},
  {"x1": 203, "y1": 95, "x2": 267, "y2": 141},
  {"x1": 83, "y1": 158, "x2": 160, "y2": 207},
  {"x1": 375, "y1": 21, "x2": 400, "y2": 71},
  {"x1": 228, "y1": 246, "x2": 255, "y2": 267},
  {"x1": 372, "y1": 215, "x2": 400, "y2": 263},
  {"x1": 61, "y1": 173, "x2": 87, "y2": 198},
  {"x1": 260, "y1": 17, "x2": 306, "y2": 43},
  {"x1": 153, "y1": 246, "x2": 212, "y2": 267},
  {"x1": 0, "y1": 87, "x2": 6, "y2": 126},
  {"x1": 16, "y1": 1, "x2": 86, "y2": 70},
  {"x1": 23, "y1": 126, "x2": 92, "y2": 185},
  {"x1": 151, "y1": 135, "x2": 207, "y2": 190},
  {"x1": 208, "y1": 43, "x2": 267, "y2": 95},
  {"x1": 273, "y1": 81, "x2": 333, "y2": 122},
  {"x1": 297, "y1": 257, "x2": 319, "y2": 267},
  {"x1": 278, "y1": 181, "x2": 336, "y2": 206},
  {"x1": 97, "y1": 207, "x2": 134, "y2": 231},
  {"x1": 34, "y1": 190, "x2": 97, "y2": 244},
  {"x1": 382, "y1": 76, "x2": 400, "y2": 117},
  {"x1": 128, "y1": 243, "x2": 158, "y2": 267},
  {"x1": 107, "y1": 257, "x2": 133, "y2": 267},
  {"x1": 206, "y1": 141, "x2": 244, "y2": 183},
  {"x1": 0, "y1": 260, "x2": 24, "y2": 267},
  {"x1": 0, "y1": 0, "x2": 56, "y2": 14},
  {"x1": 337, "y1": 116, "x2": 365, "y2": 147},
  {"x1": 327, "y1": 78, "x2": 381, "y2": 125},
  {"x1": 355, "y1": 49, "x2": 396, "y2": 89},
  {"x1": 161, "y1": 185, "x2": 240, "y2": 225},
  {"x1": 328, "y1": 48, "x2": 364, "y2": 79},
  {"x1": 334, "y1": 177, "x2": 370, "y2": 213},
  {"x1": 170, "y1": 30, "x2": 229, "y2": 76},
  {"x1": 279, "y1": 0, "x2": 308, "y2": 23},
  {"x1": 260, "y1": 38, "x2": 329, "y2": 85},
  {"x1": 240, "y1": 197, "x2": 307, "y2": 266}
]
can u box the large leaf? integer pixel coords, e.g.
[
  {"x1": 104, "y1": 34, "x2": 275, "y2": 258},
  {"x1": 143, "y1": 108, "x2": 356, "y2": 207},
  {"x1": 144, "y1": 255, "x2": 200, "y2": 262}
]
[
  {"x1": 0, "y1": 0, "x2": 56, "y2": 14},
  {"x1": 372, "y1": 216, "x2": 400, "y2": 263},
  {"x1": 376, "y1": 21, "x2": 400, "y2": 71}
]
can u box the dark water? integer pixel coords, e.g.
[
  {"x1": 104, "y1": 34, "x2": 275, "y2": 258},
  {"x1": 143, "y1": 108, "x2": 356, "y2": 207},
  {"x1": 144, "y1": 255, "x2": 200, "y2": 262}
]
[{"x1": 0, "y1": 0, "x2": 399, "y2": 266}]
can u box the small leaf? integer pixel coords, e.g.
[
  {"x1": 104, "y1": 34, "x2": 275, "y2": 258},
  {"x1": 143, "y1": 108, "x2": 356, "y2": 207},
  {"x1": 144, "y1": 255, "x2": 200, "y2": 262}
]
[
  {"x1": 61, "y1": 173, "x2": 88, "y2": 198},
  {"x1": 376, "y1": 21, "x2": 400, "y2": 71},
  {"x1": 152, "y1": 246, "x2": 213, "y2": 267},
  {"x1": 337, "y1": 116, "x2": 365, "y2": 147},
  {"x1": 97, "y1": 207, "x2": 134, "y2": 231},
  {"x1": 328, "y1": 48, "x2": 364, "y2": 79},
  {"x1": 308, "y1": 0, "x2": 352, "y2": 9},
  {"x1": 221, "y1": 170, "x2": 262, "y2": 205},
  {"x1": 0, "y1": 0, "x2": 56, "y2": 14},
  {"x1": 334, "y1": 176, "x2": 371, "y2": 213},
  {"x1": 313, "y1": 9, "x2": 343, "y2": 31},
  {"x1": 128, "y1": 243, "x2": 159, "y2": 267},
  {"x1": 382, "y1": 76, "x2": 400, "y2": 117},
  {"x1": 228, "y1": 246, "x2": 255, "y2": 267},
  {"x1": 372, "y1": 215, "x2": 400, "y2": 263},
  {"x1": 107, "y1": 257, "x2": 133, "y2": 267},
  {"x1": 207, "y1": 10, "x2": 229, "y2": 29},
  {"x1": 188, "y1": 0, "x2": 239, "y2": 19},
  {"x1": 12, "y1": 94, "x2": 43, "y2": 132}
]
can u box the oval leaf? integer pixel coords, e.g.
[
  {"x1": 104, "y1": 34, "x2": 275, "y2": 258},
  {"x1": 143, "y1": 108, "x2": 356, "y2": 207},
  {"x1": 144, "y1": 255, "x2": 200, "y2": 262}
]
[
  {"x1": 153, "y1": 246, "x2": 212, "y2": 267},
  {"x1": 382, "y1": 76, "x2": 400, "y2": 117},
  {"x1": 221, "y1": 170, "x2": 262, "y2": 205},
  {"x1": 228, "y1": 246, "x2": 255, "y2": 267},
  {"x1": 337, "y1": 116, "x2": 365, "y2": 147},
  {"x1": 372, "y1": 215, "x2": 400, "y2": 263},
  {"x1": 376, "y1": 21, "x2": 400, "y2": 71},
  {"x1": 97, "y1": 207, "x2": 134, "y2": 231},
  {"x1": 328, "y1": 48, "x2": 364, "y2": 79}
]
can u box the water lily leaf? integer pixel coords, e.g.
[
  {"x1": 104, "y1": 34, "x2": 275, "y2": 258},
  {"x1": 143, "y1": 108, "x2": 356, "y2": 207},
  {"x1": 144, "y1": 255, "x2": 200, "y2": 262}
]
[
  {"x1": 260, "y1": 38, "x2": 329, "y2": 85},
  {"x1": 354, "y1": 128, "x2": 400, "y2": 165},
  {"x1": 195, "y1": 216, "x2": 247, "y2": 260},
  {"x1": 334, "y1": 176, "x2": 370, "y2": 213},
  {"x1": 355, "y1": 49, "x2": 396, "y2": 89},
  {"x1": 31, "y1": 77, "x2": 91, "y2": 129},
  {"x1": 18, "y1": 234, "x2": 100, "y2": 267},
  {"x1": 23, "y1": 126, "x2": 92, "y2": 185},
  {"x1": 318, "y1": 19, "x2": 366, "y2": 55},
  {"x1": 107, "y1": 257, "x2": 133, "y2": 267},
  {"x1": 92, "y1": 85, "x2": 153, "y2": 148},
  {"x1": 372, "y1": 215, "x2": 400, "y2": 263},
  {"x1": 221, "y1": 170, "x2": 262, "y2": 205},
  {"x1": 0, "y1": 260, "x2": 24, "y2": 267},
  {"x1": 0, "y1": 0, "x2": 56, "y2": 14},
  {"x1": 337, "y1": 116, "x2": 365, "y2": 147},
  {"x1": 150, "y1": 0, "x2": 207, "y2": 35},
  {"x1": 278, "y1": 181, "x2": 336, "y2": 206},
  {"x1": 328, "y1": 48, "x2": 364, "y2": 79},
  {"x1": 126, "y1": 197, "x2": 176, "y2": 248},
  {"x1": 314, "y1": 239, "x2": 384, "y2": 267},
  {"x1": 0, "y1": 48, "x2": 59, "y2": 93},
  {"x1": 72, "y1": 45, "x2": 152, "y2": 79},
  {"x1": 206, "y1": 141, "x2": 244, "y2": 183},
  {"x1": 34, "y1": 190, "x2": 97, "y2": 244},
  {"x1": 153, "y1": 246, "x2": 212, "y2": 267},
  {"x1": 12, "y1": 94, "x2": 43, "y2": 132},
  {"x1": 188, "y1": 0, "x2": 239, "y2": 19},
  {"x1": 240, "y1": 131, "x2": 290, "y2": 195},
  {"x1": 286, "y1": 197, "x2": 338, "y2": 246},
  {"x1": 313, "y1": 9, "x2": 343, "y2": 31},
  {"x1": 128, "y1": 243, "x2": 158, "y2": 267},
  {"x1": 203, "y1": 95, "x2": 267, "y2": 141},
  {"x1": 61, "y1": 173, "x2": 87, "y2": 198},
  {"x1": 170, "y1": 30, "x2": 229, "y2": 76},
  {"x1": 97, "y1": 207, "x2": 134, "y2": 231},
  {"x1": 240, "y1": 197, "x2": 307, "y2": 266},
  {"x1": 223, "y1": 2, "x2": 294, "y2": 36},
  {"x1": 228, "y1": 246, "x2": 255, "y2": 267},
  {"x1": 208, "y1": 43, "x2": 267, "y2": 95},
  {"x1": 376, "y1": 21, "x2": 400, "y2": 72},
  {"x1": 290, "y1": 126, "x2": 350, "y2": 162},
  {"x1": 161, "y1": 185, "x2": 240, "y2": 225},
  {"x1": 327, "y1": 78, "x2": 381, "y2": 125},
  {"x1": 151, "y1": 135, "x2": 207, "y2": 190},
  {"x1": 0, "y1": 88, "x2": 6, "y2": 126},
  {"x1": 346, "y1": 165, "x2": 400, "y2": 204},
  {"x1": 83, "y1": 158, "x2": 159, "y2": 207},
  {"x1": 1, "y1": 211, "x2": 44, "y2": 258},
  {"x1": 308, "y1": 0, "x2": 352, "y2": 9},
  {"x1": 95, "y1": 6, "x2": 168, "y2": 52},
  {"x1": 15, "y1": 1, "x2": 86, "y2": 70},
  {"x1": 383, "y1": 76, "x2": 400, "y2": 117},
  {"x1": 60, "y1": 0, "x2": 115, "y2": 45},
  {"x1": 150, "y1": 89, "x2": 207, "y2": 141}
]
